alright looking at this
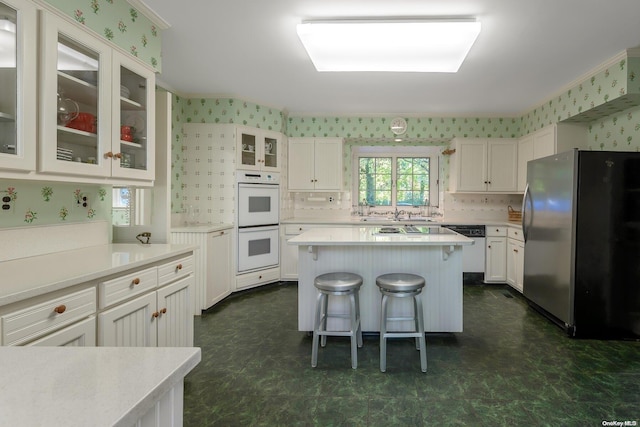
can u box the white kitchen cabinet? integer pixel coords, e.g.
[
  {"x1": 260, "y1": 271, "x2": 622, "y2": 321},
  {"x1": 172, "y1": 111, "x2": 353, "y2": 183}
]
[
  {"x1": 237, "y1": 126, "x2": 281, "y2": 172},
  {"x1": 0, "y1": 286, "x2": 97, "y2": 346},
  {"x1": 27, "y1": 316, "x2": 96, "y2": 347},
  {"x1": 171, "y1": 227, "x2": 233, "y2": 312},
  {"x1": 507, "y1": 227, "x2": 524, "y2": 293},
  {"x1": 156, "y1": 276, "x2": 194, "y2": 347},
  {"x1": 281, "y1": 224, "x2": 309, "y2": 281},
  {"x1": 0, "y1": 0, "x2": 37, "y2": 172},
  {"x1": 38, "y1": 10, "x2": 155, "y2": 182},
  {"x1": 207, "y1": 229, "x2": 232, "y2": 308},
  {"x1": 517, "y1": 123, "x2": 587, "y2": 191},
  {"x1": 485, "y1": 226, "x2": 507, "y2": 283},
  {"x1": 450, "y1": 138, "x2": 518, "y2": 193},
  {"x1": 98, "y1": 291, "x2": 158, "y2": 347},
  {"x1": 288, "y1": 137, "x2": 343, "y2": 191},
  {"x1": 109, "y1": 50, "x2": 155, "y2": 180},
  {"x1": 98, "y1": 255, "x2": 195, "y2": 347}
]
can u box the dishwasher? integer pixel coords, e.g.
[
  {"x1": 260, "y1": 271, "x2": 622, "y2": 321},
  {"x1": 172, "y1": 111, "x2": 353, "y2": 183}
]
[{"x1": 441, "y1": 224, "x2": 486, "y2": 282}]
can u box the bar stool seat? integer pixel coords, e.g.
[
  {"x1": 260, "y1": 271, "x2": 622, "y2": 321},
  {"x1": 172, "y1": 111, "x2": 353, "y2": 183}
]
[
  {"x1": 311, "y1": 272, "x2": 363, "y2": 369},
  {"x1": 376, "y1": 273, "x2": 427, "y2": 373}
]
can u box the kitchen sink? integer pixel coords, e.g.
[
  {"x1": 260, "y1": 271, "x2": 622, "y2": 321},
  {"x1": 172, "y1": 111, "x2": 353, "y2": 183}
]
[
  {"x1": 372, "y1": 225, "x2": 445, "y2": 235},
  {"x1": 359, "y1": 216, "x2": 437, "y2": 222}
]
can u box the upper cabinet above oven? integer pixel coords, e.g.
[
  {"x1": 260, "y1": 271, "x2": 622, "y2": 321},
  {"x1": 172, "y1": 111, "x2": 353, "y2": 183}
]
[{"x1": 236, "y1": 126, "x2": 281, "y2": 172}]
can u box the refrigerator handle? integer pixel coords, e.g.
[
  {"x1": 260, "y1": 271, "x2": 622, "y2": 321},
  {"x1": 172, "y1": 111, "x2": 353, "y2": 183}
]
[{"x1": 522, "y1": 183, "x2": 532, "y2": 242}]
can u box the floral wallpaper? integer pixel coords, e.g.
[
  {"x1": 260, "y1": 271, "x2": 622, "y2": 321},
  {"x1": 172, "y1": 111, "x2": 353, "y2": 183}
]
[
  {"x1": 167, "y1": 53, "x2": 640, "y2": 217},
  {"x1": 44, "y1": 0, "x2": 161, "y2": 70},
  {"x1": 0, "y1": 180, "x2": 111, "y2": 228}
]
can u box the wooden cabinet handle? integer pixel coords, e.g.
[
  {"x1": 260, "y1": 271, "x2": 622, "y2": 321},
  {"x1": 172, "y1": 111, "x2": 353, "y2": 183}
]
[
  {"x1": 161, "y1": 308, "x2": 167, "y2": 314},
  {"x1": 176, "y1": 264, "x2": 183, "y2": 270},
  {"x1": 53, "y1": 305, "x2": 66, "y2": 314},
  {"x1": 514, "y1": 249, "x2": 519, "y2": 253},
  {"x1": 132, "y1": 278, "x2": 140, "y2": 285},
  {"x1": 114, "y1": 153, "x2": 123, "y2": 159},
  {"x1": 105, "y1": 151, "x2": 114, "y2": 158},
  {"x1": 152, "y1": 311, "x2": 159, "y2": 318},
  {"x1": 220, "y1": 231, "x2": 224, "y2": 235},
  {"x1": 487, "y1": 245, "x2": 491, "y2": 249}
]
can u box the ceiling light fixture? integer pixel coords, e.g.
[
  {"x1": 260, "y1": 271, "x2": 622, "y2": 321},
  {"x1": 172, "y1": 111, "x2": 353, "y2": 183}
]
[{"x1": 296, "y1": 18, "x2": 481, "y2": 72}]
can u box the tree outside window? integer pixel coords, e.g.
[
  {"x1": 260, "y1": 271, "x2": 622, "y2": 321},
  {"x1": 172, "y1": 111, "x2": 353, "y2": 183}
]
[{"x1": 358, "y1": 156, "x2": 431, "y2": 207}]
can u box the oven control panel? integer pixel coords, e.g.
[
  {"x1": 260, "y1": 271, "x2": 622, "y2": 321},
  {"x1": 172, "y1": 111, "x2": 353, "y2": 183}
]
[{"x1": 237, "y1": 170, "x2": 280, "y2": 184}]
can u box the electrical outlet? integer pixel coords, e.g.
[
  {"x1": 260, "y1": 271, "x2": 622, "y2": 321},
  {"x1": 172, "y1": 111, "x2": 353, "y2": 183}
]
[
  {"x1": 76, "y1": 193, "x2": 89, "y2": 209},
  {"x1": 1, "y1": 193, "x2": 13, "y2": 212}
]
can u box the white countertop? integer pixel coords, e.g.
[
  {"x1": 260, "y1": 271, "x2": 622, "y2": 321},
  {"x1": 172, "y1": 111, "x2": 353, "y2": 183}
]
[
  {"x1": 289, "y1": 226, "x2": 474, "y2": 246},
  {"x1": 171, "y1": 223, "x2": 234, "y2": 233},
  {"x1": 0, "y1": 346, "x2": 201, "y2": 427},
  {"x1": 0, "y1": 243, "x2": 195, "y2": 307},
  {"x1": 281, "y1": 216, "x2": 522, "y2": 228}
]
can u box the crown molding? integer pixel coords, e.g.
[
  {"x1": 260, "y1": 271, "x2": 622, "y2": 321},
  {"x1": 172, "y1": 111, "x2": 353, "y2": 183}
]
[{"x1": 127, "y1": 0, "x2": 171, "y2": 30}]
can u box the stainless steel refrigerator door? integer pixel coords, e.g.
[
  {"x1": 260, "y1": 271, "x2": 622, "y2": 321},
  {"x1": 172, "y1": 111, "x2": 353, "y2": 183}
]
[{"x1": 523, "y1": 150, "x2": 577, "y2": 325}]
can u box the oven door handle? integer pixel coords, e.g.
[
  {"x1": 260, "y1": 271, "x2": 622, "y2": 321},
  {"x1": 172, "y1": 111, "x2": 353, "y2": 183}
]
[{"x1": 237, "y1": 225, "x2": 280, "y2": 232}]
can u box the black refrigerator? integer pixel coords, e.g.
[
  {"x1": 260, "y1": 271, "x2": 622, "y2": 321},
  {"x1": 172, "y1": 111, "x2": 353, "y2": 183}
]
[{"x1": 522, "y1": 149, "x2": 640, "y2": 338}]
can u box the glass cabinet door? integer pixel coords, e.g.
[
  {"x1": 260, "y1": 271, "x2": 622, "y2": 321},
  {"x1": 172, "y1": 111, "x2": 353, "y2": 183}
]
[
  {"x1": 39, "y1": 11, "x2": 111, "y2": 177},
  {"x1": 262, "y1": 131, "x2": 280, "y2": 171},
  {"x1": 111, "y1": 51, "x2": 155, "y2": 180},
  {"x1": 0, "y1": 0, "x2": 36, "y2": 172},
  {"x1": 238, "y1": 128, "x2": 259, "y2": 170}
]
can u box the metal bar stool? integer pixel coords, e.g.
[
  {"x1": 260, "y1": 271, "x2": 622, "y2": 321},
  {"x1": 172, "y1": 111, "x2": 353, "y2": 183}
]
[
  {"x1": 311, "y1": 272, "x2": 363, "y2": 369},
  {"x1": 376, "y1": 273, "x2": 427, "y2": 373}
]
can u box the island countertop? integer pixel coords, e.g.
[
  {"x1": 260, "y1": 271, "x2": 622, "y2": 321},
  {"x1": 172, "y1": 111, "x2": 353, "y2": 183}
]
[{"x1": 288, "y1": 226, "x2": 474, "y2": 246}]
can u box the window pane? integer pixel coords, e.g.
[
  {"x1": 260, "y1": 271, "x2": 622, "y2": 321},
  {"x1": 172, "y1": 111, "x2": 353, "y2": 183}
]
[
  {"x1": 396, "y1": 157, "x2": 430, "y2": 206},
  {"x1": 359, "y1": 157, "x2": 392, "y2": 206}
]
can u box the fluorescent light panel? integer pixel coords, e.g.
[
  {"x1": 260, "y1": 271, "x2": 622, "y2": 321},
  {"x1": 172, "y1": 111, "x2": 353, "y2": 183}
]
[{"x1": 297, "y1": 19, "x2": 481, "y2": 72}]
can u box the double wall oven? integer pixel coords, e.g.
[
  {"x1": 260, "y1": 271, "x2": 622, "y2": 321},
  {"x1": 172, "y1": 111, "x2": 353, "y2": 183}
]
[{"x1": 236, "y1": 171, "x2": 280, "y2": 273}]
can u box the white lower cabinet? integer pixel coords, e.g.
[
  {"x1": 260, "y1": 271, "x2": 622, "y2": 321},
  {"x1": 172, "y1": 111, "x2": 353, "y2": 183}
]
[
  {"x1": 207, "y1": 230, "x2": 232, "y2": 309},
  {"x1": 27, "y1": 316, "x2": 96, "y2": 347},
  {"x1": 156, "y1": 276, "x2": 194, "y2": 347},
  {"x1": 0, "y1": 286, "x2": 96, "y2": 346},
  {"x1": 507, "y1": 228, "x2": 525, "y2": 292},
  {"x1": 98, "y1": 292, "x2": 158, "y2": 347},
  {"x1": 171, "y1": 228, "x2": 233, "y2": 312},
  {"x1": 485, "y1": 226, "x2": 507, "y2": 283},
  {"x1": 98, "y1": 257, "x2": 194, "y2": 347}
]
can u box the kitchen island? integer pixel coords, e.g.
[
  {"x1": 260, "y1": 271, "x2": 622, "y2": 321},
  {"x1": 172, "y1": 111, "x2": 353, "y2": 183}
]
[{"x1": 289, "y1": 226, "x2": 473, "y2": 333}]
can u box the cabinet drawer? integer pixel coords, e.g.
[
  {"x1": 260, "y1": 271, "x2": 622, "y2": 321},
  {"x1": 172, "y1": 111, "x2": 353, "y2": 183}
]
[
  {"x1": 99, "y1": 267, "x2": 158, "y2": 309},
  {"x1": 158, "y1": 256, "x2": 194, "y2": 287},
  {"x1": 508, "y1": 227, "x2": 524, "y2": 241},
  {"x1": 236, "y1": 268, "x2": 280, "y2": 290},
  {"x1": 486, "y1": 226, "x2": 507, "y2": 237},
  {"x1": 1, "y1": 287, "x2": 96, "y2": 346}
]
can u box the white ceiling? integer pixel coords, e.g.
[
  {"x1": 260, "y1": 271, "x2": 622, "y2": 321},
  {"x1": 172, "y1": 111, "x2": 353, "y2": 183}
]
[{"x1": 143, "y1": 0, "x2": 640, "y2": 117}]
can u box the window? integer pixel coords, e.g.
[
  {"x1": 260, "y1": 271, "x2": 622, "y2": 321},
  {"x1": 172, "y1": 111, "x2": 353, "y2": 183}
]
[{"x1": 354, "y1": 147, "x2": 439, "y2": 208}]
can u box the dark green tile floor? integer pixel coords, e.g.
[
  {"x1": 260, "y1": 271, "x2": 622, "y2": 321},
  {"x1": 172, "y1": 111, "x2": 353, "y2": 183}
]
[{"x1": 184, "y1": 282, "x2": 639, "y2": 426}]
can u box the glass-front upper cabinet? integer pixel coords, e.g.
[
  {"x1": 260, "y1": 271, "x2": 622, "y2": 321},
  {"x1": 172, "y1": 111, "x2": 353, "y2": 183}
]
[
  {"x1": 39, "y1": 11, "x2": 112, "y2": 177},
  {"x1": 236, "y1": 126, "x2": 280, "y2": 172},
  {"x1": 111, "y1": 51, "x2": 155, "y2": 180},
  {"x1": 0, "y1": 0, "x2": 36, "y2": 172}
]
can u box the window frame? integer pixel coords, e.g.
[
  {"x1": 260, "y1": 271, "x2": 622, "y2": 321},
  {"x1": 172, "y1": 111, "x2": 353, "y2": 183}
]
[{"x1": 352, "y1": 145, "x2": 440, "y2": 209}]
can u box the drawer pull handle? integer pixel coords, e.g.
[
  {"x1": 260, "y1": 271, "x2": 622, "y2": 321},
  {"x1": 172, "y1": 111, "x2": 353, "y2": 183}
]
[
  {"x1": 514, "y1": 249, "x2": 519, "y2": 253},
  {"x1": 53, "y1": 305, "x2": 66, "y2": 314},
  {"x1": 132, "y1": 278, "x2": 141, "y2": 285},
  {"x1": 176, "y1": 264, "x2": 183, "y2": 270},
  {"x1": 152, "y1": 311, "x2": 160, "y2": 318}
]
